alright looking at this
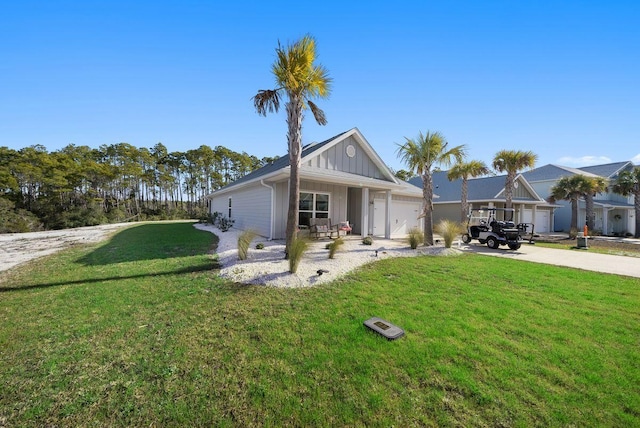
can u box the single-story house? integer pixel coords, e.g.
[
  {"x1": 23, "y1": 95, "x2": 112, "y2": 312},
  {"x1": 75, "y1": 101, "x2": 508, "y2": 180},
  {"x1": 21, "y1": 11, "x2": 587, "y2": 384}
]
[
  {"x1": 207, "y1": 128, "x2": 425, "y2": 239},
  {"x1": 523, "y1": 162, "x2": 636, "y2": 235},
  {"x1": 408, "y1": 171, "x2": 556, "y2": 233}
]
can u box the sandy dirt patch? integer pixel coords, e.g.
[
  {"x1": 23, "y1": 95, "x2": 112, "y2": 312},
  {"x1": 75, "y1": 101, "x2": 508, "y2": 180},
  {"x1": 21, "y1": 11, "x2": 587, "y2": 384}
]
[{"x1": 0, "y1": 223, "x2": 133, "y2": 273}]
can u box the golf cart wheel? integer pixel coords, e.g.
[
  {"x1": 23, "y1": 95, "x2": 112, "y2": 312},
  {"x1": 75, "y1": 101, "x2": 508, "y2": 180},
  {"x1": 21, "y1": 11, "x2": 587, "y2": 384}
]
[
  {"x1": 486, "y1": 236, "x2": 499, "y2": 249},
  {"x1": 461, "y1": 234, "x2": 471, "y2": 244},
  {"x1": 508, "y1": 242, "x2": 521, "y2": 250}
]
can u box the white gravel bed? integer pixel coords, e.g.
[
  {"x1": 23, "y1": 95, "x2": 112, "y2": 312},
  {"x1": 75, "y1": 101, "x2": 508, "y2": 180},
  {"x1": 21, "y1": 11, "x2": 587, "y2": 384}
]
[{"x1": 194, "y1": 223, "x2": 461, "y2": 288}]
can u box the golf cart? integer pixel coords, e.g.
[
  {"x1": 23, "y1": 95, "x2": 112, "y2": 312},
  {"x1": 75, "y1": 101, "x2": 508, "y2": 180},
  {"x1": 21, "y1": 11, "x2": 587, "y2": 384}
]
[{"x1": 461, "y1": 208, "x2": 526, "y2": 250}]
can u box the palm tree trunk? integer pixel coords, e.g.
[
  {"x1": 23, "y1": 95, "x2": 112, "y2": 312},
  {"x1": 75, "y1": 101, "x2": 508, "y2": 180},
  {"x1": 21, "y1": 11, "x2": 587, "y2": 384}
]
[
  {"x1": 570, "y1": 198, "x2": 578, "y2": 231},
  {"x1": 285, "y1": 95, "x2": 303, "y2": 257},
  {"x1": 460, "y1": 178, "x2": 468, "y2": 222},
  {"x1": 504, "y1": 172, "x2": 515, "y2": 209},
  {"x1": 422, "y1": 172, "x2": 434, "y2": 246},
  {"x1": 585, "y1": 194, "x2": 595, "y2": 230}
]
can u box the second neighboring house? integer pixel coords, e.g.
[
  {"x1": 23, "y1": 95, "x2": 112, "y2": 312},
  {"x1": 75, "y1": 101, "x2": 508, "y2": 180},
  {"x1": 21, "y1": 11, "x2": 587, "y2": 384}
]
[
  {"x1": 408, "y1": 171, "x2": 556, "y2": 233},
  {"x1": 523, "y1": 162, "x2": 636, "y2": 236},
  {"x1": 206, "y1": 128, "x2": 425, "y2": 240}
]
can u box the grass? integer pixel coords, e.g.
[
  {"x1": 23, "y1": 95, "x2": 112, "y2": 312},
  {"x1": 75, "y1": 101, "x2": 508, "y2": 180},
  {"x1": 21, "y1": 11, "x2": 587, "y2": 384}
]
[{"x1": 1, "y1": 222, "x2": 639, "y2": 426}]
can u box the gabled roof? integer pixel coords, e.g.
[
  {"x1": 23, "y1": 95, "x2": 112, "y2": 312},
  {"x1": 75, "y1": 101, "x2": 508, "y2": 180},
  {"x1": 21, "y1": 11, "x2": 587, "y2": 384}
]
[
  {"x1": 522, "y1": 164, "x2": 600, "y2": 182},
  {"x1": 211, "y1": 130, "x2": 349, "y2": 192},
  {"x1": 409, "y1": 170, "x2": 545, "y2": 203},
  {"x1": 578, "y1": 161, "x2": 634, "y2": 179},
  {"x1": 301, "y1": 128, "x2": 399, "y2": 184},
  {"x1": 207, "y1": 128, "x2": 413, "y2": 197}
]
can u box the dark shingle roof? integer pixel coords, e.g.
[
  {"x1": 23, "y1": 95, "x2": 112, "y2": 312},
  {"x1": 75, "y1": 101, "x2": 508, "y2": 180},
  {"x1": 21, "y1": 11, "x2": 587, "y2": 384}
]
[
  {"x1": 409, "y1": 171, "x2": 536, "y2": 202},
  {"x1": 522, "y1": 164, "x2": 591, "y2": 182},
  {"x1": 578, "y1": 161, "x2": 633, "y2": 178},
  {"x1": 212, "y1": 130, "x2": 348, "y2": 192}
]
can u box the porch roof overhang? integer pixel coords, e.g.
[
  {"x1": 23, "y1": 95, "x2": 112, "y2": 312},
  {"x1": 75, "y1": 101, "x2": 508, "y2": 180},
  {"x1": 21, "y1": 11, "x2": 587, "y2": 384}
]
[
  {"x1": 435, "y1": 198, "x2": 555, "y2": 208},
  {"x1": 578, "y1": 200, "x2": 635, "y2": 209},
  {"x1": 208, "y1": 165, "x2": 424, "y2": 198},
  {"x1": 298, "y1": 167, "x2": 423, "y2": 196}
]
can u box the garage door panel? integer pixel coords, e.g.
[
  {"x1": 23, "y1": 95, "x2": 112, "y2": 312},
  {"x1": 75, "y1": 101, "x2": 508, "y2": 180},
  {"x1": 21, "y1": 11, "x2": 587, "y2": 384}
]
[
  {"x1": 373, "y1": 200, "x2": 422, "y2": 237},
  {"x1": 535, "y1": 211, "x2": 549, "y2": 233}
]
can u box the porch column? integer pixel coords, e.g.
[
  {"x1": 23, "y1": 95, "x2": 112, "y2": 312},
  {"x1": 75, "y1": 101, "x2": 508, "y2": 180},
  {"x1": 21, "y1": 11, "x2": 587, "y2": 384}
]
[
  {"x1": 532, "y1": 204, "x2": 537, "y2": 227},
  {"x1": 361, "y1": 187, "x2": 370, "y2": 237},
  {"x1": 385, "y1": 191, "x2": 392, "y2": 239},
  {"x1": 602, "y1": 208, "x2": 609, "y2": 235}
]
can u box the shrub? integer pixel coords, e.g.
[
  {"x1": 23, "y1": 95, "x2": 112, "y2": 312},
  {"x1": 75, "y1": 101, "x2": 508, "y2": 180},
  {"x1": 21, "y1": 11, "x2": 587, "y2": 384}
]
[
  {"x1": 362, "y1": 236, "x2": 373, "y2": 245},
  {"x1": 212, "y1": 212, "x2": 234, "y2": 232},
  {"x1": 237, "y1": 230, "x2": 258, "y2": 260},
  {"x1": 255, "y1": 242, "x2": 265, "y2": 250},
  {"x1": 327, "y1": 237, "x2": 345, "y2": 259},
  {"x1": 288, "y1": 237, "x2": 309, "y2": 273},
  {"x1": 0, "y1": 198, "x2": 42, "y2": 233},
  {"x1": 569, "y1": 227, "x2": 578, "y2": 239},
  {"x1": 436, "y1": 219, "x2": 464, "y2": 248},
  {"x1": 406, "y1": 227, "x2": 424, "y2": 249}
]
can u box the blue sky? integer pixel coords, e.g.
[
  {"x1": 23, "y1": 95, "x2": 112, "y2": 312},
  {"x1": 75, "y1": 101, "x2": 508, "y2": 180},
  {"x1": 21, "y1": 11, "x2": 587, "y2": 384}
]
[{"x1": 2, "y1": 1, "x2": 638, "y2": 173}]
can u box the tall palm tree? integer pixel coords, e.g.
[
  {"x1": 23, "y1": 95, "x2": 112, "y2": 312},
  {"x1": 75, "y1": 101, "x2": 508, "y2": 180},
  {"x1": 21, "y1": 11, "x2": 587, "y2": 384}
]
[
  {"x1": 579, "y1": 176, "x2": 608, "y2": 231},
  {"x1": 548, "y1": 174, "x2": 587, "y2": 233},
  {"x1": 612, "y1": 167, "x2": 640, "y2": 238},
  {"x1": 253, "y1": 35, "x2": 331, "y2": 255},
  {"x1": 396, "y1": 131, "x2": 466, "y2": 245},
  {"x1": 447, "y1": 160, "x2": 490, "y2": 222},
  {"x1": 492, "y1": 150, "x2": 538, "y2": 216}
]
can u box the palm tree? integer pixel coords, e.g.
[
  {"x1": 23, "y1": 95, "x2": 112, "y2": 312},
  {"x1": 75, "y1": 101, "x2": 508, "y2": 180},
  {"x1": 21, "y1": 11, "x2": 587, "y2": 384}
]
[
  {"x1": 253, "y1": 35, "x2": 331, "y2": 256},
  {"x1": 612, "y1": 167, "x2": 640, "y2": 238},
  {"x1": 579, "y1": 176, "x2": 608, "y2": 231},
  {"x1": 396, "y1": 131, "x2": 466, "y2": 245},
  {"x1": 492, "y1": 150, "x2": 538, "y2": 216},
  {"x1": 447, "y1": 160, "x2": 490, "y2": 222},
  {"x1": 548, "y1": 175, "x2": 587, "y2": 233}
]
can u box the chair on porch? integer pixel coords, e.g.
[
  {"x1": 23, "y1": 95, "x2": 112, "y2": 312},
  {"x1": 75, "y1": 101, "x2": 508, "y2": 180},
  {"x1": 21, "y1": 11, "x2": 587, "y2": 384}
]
[
  {"x1": 337, "y1": 221, "x2": 352, "y2": 236},
  {"x1": 309, "y1": 218, "x2": 339, "y2": 239}
]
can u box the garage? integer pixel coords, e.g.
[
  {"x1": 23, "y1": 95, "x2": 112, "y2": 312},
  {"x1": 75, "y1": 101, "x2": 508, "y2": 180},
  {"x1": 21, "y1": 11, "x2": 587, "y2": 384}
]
[
  {"x1": 535, "y1": 210, "x2": 550, "y2": 233},
  {"x1": 372, "y1": 198, "x2": 422, "y2": 238}
]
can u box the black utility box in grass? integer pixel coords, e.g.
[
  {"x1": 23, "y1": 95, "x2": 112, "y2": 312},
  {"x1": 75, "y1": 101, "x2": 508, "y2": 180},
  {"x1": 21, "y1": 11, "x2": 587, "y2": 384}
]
[{"x1": 364, "y1": 317, "x2": 405, "y2": 340}]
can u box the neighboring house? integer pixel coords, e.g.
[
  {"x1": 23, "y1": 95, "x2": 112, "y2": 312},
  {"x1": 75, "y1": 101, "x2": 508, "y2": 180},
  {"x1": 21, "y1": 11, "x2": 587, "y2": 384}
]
[
  {"x1": 523, "y1": 162, "x2": 636, "y2": 235},
  {"x1": 206, "y1": 128, "x2": 424, "y2": 240},
  {"x1": 408, "y1": 171, "x2": 555, "y2": 233}
]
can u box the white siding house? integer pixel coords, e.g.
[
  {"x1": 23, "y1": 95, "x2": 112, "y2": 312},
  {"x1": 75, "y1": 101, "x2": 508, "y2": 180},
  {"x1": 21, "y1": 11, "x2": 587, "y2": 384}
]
[{"x1": 207, "y1": 128, "x2": 424, "y2": 240}]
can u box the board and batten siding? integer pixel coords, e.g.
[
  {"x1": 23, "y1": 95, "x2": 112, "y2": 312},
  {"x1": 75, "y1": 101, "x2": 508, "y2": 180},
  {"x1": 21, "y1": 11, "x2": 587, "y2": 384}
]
[
  {"x1": 272, "y1": 180, "x2": 349, "y2": 239},
  {"x1": 305, "y1": 135, "x2": 389, "y2": 181},
  {"x1": 210, "y1": 183, "x2": 272, "y2": 238},
  {"x1": 512, "y1": 181, "x2": 535, "y2": 199}
]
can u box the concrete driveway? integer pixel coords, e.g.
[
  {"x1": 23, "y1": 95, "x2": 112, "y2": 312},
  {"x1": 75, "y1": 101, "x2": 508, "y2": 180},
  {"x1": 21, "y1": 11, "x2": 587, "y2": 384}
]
[{"x1": 461, "y1": 242, "x2": 640, "y2": 279}]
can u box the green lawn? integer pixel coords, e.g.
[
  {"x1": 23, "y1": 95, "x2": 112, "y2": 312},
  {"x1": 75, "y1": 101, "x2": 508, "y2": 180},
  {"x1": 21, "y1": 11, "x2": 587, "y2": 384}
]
[{"x1": 1, "y1": 222, "x2": 639, "y2": 427}]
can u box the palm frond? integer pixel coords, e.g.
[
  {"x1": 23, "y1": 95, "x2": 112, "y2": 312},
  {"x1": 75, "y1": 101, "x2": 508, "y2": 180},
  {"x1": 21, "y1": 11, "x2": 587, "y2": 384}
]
[
  {"x1": 307, "y1": 100, "x2": 327, "y2": 125},
  {"x1": 271, "y1": 35, "x2": 331, "y2": 100},
  {"x1": 253, "y1": 89, "x2": 281, "y2": 116}
]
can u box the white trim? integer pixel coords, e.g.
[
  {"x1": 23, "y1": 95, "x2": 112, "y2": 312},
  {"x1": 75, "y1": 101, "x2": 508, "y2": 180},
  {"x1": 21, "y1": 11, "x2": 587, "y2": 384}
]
[
  {"x1": 299, "y1": 189, "x2": 332, "y2": 226},
  {"x1": 260, "y1": 179, "x2": 275, "y2": 240},
  {"x1": 300, "y1": 128, "x2": 400, "y2": 185}
]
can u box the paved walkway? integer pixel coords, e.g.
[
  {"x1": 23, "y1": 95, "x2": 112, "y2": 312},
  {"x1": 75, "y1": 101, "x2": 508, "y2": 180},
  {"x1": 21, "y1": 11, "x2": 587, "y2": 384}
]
[{"x1": 462, "y1": 242, "x2": 640, "y2": 278}]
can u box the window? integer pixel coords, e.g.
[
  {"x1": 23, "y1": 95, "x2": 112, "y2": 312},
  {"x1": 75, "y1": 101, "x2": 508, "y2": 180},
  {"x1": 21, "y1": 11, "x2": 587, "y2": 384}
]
[
  {"x1": 299, "y1": 192, "x2": 329, "y2": 226},
  {"x1": 228, "y1": 197, "x2": 232, "y2": 218}
]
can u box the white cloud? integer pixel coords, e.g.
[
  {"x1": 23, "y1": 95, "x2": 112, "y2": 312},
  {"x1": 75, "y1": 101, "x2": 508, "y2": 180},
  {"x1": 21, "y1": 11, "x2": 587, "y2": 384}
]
[
  {"x1": 556, "y1": 155, "x2": 612, "y2": 167},
  {"x1": 631, "y1": 153, "x2": 640, "y2": 164}
]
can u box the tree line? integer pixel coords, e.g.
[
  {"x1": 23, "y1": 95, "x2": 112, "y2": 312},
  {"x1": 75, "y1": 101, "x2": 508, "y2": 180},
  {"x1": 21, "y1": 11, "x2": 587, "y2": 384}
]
[{"x1": 0, "y1": 142, "x2": 277, "y2": 232}]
